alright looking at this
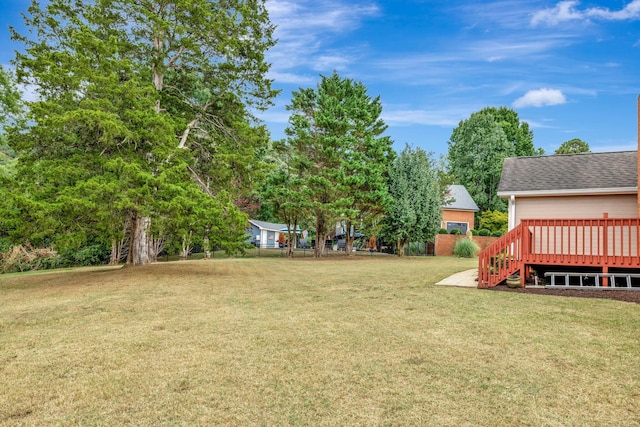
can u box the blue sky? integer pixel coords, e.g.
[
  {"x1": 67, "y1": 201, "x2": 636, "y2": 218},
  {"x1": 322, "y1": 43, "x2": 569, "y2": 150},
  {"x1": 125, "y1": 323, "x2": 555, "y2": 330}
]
[{"x1": 2, "y1": 0, "x2": 639, "y2": 156}]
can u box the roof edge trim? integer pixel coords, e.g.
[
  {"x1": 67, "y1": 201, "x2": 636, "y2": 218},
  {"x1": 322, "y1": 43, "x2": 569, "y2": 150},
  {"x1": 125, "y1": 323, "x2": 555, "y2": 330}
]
[{"x1": 498, "y1": 187, "x2": 638, "y2": 198}]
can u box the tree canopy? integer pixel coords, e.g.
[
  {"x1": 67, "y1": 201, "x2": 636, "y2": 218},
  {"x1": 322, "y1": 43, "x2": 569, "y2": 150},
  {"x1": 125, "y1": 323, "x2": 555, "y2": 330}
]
[
  {"x1": 478, "y1": 107, "x2": 542, "y2": 157},
  {"x1": 381, "y1": 145, "x2": 442, "y2": 256},
  {"x1": 446, "y1": 107, "x2": 545, "y2": 213},
  {"x1": 555, "y1": 138, "x2": 590, "y2": 154},
  {"x1": 0, "y1": 66, "x2": 21, "y2": 190},
  {"x1": 0, "y1": 65, "x2": 21, "y2": 126},
  {"x1": 281, "y1": 72, "x2": 394, "y2": 257},
  {"x1": 259, "y1": 142, "x2": 310, "y2": 257},
  {"x1": 3, "y1": 0, "x2": 277, "y2": 264},
  {"x1": 447, "y1": 110, "x2": 515, "y2": 212}
]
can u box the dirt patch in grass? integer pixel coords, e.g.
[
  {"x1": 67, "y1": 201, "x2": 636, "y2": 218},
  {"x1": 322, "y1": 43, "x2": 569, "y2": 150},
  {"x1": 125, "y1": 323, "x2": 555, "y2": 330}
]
[{"x1": 489, "y1": 285, "x2": 640, "y2": 304}]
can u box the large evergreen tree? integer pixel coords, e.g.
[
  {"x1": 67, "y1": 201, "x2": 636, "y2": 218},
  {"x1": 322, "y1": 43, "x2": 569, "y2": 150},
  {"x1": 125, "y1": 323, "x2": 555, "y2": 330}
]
[
  {"x1": 259, "y1": 140, "x2": 310, "y2": 258},
  {"x1": 283, "y1": 72, "x2": 394, "y2": 257},
  {"x1": 5, "y1": 0, "x2": 277, "y2": 264},
  {"x1": 0, "y1": 65, "x2": 21, "y2": 178},
  {"x1": 0, "y1": 65, "x2": 21, "y2": 126},
  {"x1": 382, "y1": 145, "x2": 442, "y2": 256}
]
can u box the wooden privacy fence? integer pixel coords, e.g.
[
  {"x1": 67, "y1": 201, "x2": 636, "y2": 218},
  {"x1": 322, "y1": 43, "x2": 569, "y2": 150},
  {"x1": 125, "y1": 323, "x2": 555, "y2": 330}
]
[{"x1": 478, "y1": 218, "x2": 640, "y2": 288}]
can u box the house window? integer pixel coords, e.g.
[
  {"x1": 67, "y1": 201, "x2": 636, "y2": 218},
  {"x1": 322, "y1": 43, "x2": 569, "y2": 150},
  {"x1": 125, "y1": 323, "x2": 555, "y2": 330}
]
[{"x1": 446, "y1": 222, "x2": 468, "y2": 234}]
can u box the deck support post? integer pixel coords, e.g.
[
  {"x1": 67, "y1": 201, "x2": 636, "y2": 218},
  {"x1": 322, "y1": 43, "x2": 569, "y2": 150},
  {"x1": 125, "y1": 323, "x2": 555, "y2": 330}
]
[{"x1": 602, "y1": 266, "x2": 609, "y2": 287}]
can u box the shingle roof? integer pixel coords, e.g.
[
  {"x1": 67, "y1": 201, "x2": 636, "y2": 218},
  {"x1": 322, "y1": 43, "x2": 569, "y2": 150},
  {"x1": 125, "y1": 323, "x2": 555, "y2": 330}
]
[
  {"x1": 443, "y1": 184, "x2": 479, "y2": 211},
  {"x1": 498, "y1": 151, "x2": 638, "y2": 195},
  {"x1": 249, "y1": 219, "x2": 288, "y2": 231}
]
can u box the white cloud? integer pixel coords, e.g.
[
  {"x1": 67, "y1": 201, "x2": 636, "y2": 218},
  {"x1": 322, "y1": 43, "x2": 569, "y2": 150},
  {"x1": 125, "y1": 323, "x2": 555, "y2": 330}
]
[
  {"x1": 454, "y1": 1, "x2": 539, "y2": 30},
  {"x1": 520, "y1": 119, "x2": 556, "y2": 129},
  {"x1": 531, "y1": 1, "x2": 584, "y2": 26},
  {"x1": 311, "y1": 52, "x2": 358, "y2": 71},
  {"x1": 259, "y1": 109, "x2": 291, "y2": 124},
  {"x1": 591, "y1": 142, "x2": 637, "y2": 152},
  {"x1": 469, "y1": 35, "x2": 575, "y2": 61},
  {"x1": 531, "y1": 0, "x2": 640, "y2": 26},
  {"x1": 381, "y1": 106, "x2": 468, "y2": 127},
  {"x1": 266, "y1": 71, "x2": 316, "y2": 85},
  {"x1": 265, "y1": 0, "x2": 379, "y2": 77},
  {"x1": 513, "y1": 88, "x2": 567, "y2": 108},
  {"x1": 586, "y1": 0, "x2": 640, "y2": 20},
  {"x1": 268, "y1": 0, "x2": 379, "y2": 34}
]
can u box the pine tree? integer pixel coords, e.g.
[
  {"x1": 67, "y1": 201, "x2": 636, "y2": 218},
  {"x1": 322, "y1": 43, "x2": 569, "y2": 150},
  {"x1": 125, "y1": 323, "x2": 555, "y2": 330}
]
[{"x1": 283, "y1": 72, "x2": 394, "y2": 257}]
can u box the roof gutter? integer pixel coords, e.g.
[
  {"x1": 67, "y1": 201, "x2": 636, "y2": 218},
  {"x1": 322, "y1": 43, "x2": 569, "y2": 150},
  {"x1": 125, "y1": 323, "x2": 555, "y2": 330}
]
[{"x1": 498, "y1": 187, "x2": 638, "y2": 198}]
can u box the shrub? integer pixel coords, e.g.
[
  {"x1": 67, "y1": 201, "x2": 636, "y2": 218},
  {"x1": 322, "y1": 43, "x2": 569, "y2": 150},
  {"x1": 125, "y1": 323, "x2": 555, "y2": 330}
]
[
  {"x1": 452, "y1": 238, "x2": 480, "y2": 258},
  {"x1": 437, "y1": 228, "x2": 449, "y2": 235},
  {"x1": 0, "y1": 237, "x2": 12, "y2": 252},
  {"x1": 52, "y1": 244, "x2": 111, "y2": 268},
  {"x1": 406, "y1": 242, "x2": 430, "y2": 256},
  {"x1": 1, "y1": 242, "x2": 111, "y2": 273},
  {"x1": 449, "y1": 228, "x2": 462, "y2": 235},
  {"x1": 477, "y1": 228, "x2": 490, "y2": 236},
  {"x1": 490, "y1": 230, "x2": 504, "y2": 237},
  {"x1": 478, "y1": 210, "x2": 508, "y2": 234},
  {"x1": 0, "y1": 244, "x2": 60, "y2": 273},
  {"x1": 470, "y1": 229, "x2": 478, "y2": 236},
  {"x1": 71, "y1": 244, "x2": 111, "y2": 266}
]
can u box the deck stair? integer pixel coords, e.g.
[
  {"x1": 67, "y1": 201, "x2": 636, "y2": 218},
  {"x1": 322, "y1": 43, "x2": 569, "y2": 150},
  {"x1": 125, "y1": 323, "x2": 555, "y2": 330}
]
[{"x1": 478, "y1": 223, "x2": 524, "y2": 288}]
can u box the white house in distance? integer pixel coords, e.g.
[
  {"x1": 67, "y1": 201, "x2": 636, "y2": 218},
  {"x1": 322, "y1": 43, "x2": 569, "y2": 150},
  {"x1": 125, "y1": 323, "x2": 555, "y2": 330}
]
[{"x1": 247, "y1": 219, "x2": 298, "y2": 249}]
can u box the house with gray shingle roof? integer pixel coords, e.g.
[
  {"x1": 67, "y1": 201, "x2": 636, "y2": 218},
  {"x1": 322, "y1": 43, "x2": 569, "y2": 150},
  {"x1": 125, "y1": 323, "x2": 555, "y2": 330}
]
[
  {"x1": 497, "y1": 151, "x2": 638, "y2": 230},
  {"x1": 247, "y1": 219, "x2": 298, "y2": 249},
  {"x1": 441, "y1": 184, "x2": 479, "y2": 234},
  {"x1": 478, "y1": 97, "x2": 640, "y2": 289}
]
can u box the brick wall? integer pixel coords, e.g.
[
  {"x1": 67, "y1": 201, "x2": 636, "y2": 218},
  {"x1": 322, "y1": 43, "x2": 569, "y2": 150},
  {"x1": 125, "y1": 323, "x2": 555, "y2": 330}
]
[
  {"x1": 441, "y1": 209, "x2": 475, "y2": 230},
  {"x1": 435, "y1": 235, "x2": 498, "y2": 256}
]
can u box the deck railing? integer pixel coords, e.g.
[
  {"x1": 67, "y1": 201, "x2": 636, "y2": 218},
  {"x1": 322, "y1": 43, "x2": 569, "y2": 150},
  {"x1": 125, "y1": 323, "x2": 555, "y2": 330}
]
[{"x1": 478, "y1": 218, "x2": 640, "y2": 288}]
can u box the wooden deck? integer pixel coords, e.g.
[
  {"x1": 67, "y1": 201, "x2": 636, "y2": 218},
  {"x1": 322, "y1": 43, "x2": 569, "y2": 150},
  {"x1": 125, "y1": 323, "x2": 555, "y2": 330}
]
[{"x1": 478, "y1": 218, "x2": 640, "y2": 288}]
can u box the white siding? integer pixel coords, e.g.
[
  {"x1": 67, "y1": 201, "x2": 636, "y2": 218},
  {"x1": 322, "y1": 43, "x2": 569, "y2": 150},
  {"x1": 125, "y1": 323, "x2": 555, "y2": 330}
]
[{"x1": 515, "y1": 195, "x2": 637, "y2": 224}]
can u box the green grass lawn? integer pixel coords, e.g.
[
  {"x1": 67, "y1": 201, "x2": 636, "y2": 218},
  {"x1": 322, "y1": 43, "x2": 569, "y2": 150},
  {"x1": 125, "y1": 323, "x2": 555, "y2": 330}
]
[{"x1": 1, "y1": 256, "x2": 639, "y2": 426}]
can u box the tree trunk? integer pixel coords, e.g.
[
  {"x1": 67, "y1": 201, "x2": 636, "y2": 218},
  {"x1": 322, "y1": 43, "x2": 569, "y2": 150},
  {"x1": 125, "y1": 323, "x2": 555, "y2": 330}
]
[
  {"x1": 396, "y1": 239, "x2": 406, "y2": 257},
  {"x1": 150, "y1": 236, "x2": 163, "y2": 262},
  {"x1": 314, "y1": 214, "x2": 326, "y2": 258},
  {"x1": 110, "y1": 220, "x2": 131, "y2": 265},
  {"x1": 126, "y1": 214, "x2": 153, "y2": 265},
  {"x1": 179, "y1": 232, "x2": 192, "y2": 260},
  {"x1": 110, "y1": 238, "x2": 128, "y2": 265},
  {"x1": 286, "y1": 220, "x2": 297, "y2": 258},
  {"x1": 110, "y1": 239, "x2": 119, "y2": 265},
  {"x1": 315, "y1": 231, "x2": 326, "y2": 258},
  {"x1": 345, "y1": 220, "x2": 355, "y2": 256},
  {"x1": 203, "y1": 236, "x2": 211, "y2": 259}
]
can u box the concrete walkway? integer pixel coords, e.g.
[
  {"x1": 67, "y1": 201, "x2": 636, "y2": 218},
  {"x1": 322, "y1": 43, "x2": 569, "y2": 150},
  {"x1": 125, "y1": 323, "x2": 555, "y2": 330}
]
[{"x1": 435, "y1": 269, "x2": 478, "y2": 288}]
